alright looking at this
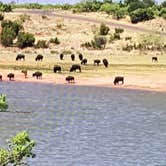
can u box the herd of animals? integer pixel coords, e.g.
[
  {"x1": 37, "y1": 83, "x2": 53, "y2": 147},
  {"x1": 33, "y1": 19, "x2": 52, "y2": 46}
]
[{"x1": 0, "y1": 53, "x2": 159, "y2": 85}]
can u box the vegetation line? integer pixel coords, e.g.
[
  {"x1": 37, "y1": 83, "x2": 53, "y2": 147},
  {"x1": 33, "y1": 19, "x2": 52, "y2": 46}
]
[{"x1": 14, "y1": 9, "x2": 166, "y2": 35}]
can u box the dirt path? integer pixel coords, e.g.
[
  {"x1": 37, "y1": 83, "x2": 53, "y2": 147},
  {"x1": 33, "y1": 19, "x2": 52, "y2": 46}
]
[{"x1": 14, "y1": 9, "x2": 166, "y2": 35}]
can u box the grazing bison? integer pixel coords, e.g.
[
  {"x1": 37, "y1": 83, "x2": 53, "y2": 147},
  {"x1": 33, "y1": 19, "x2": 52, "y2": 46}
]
[
  {"x1": 16, "y1": 54, "x2": 25, "y2": 61},
  {"x1": 0, "y1": 75, "x2": 2, "y2": 81},
  {"x1": 152, "y1": 56, "x2": 158, "y2": 62},
  {"x1": 35, "y1": 54, "x2": 43, "y2": 61},
  {"x1": 71, "y1": 54, "x2": 75, "y2": 61},
  {"x1": 21, "y1": 70, "x2": 28, "y2": 78},
  {"x1": 114, "y1": 76, "x2": 124, "y2": 85},
  {"x1": 7, "y1": 73, "x2": 14, "y2": 81},
  {"x1": 32, "y1": 71, "x2": 42, "y2": 79},
  {"x1": 53, "y1": 65, "x2": 61, "y2": 73},
  {"x1": 60, "y1": 53, "x2": 64, "y2": 60},
  {"x1": 66, "y1": 76, "x2": 75, "y2": 83},
  {"x1": 94, "y1": 59, "x2": 101, "y2": 66},
  {"x1": 78, "y1": 53, "x2": 83, "y2": 61},
  {"x1": 70, "y1": 64, "x2": 81, "y2": 72},
  {"x1": 103, "y1": 58, "x2": 109, "y2": 68},
  {"x1": 81, "y1": 58, "x2": 87, "y2": 65}
]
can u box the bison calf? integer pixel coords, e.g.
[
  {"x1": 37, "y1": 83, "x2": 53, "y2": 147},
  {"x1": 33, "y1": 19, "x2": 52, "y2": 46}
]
[
  {"x1": 32, "y1": 71, "x2": 42, "y2": 79},
  {"x1": 114, "y1": 76, "x2": 124, "y2": 85},
  {"x1": 66, "y1": 76, "x2": 75, "y2": 83}
]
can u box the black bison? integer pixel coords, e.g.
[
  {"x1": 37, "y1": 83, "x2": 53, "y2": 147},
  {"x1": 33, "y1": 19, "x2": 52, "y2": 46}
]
[
  {"x1": 70, "y1": 64, "x2": 81, "y2": 72},
  {"x1": 81, "y1": 58, "x2": 87, "y2": 65},
  {"x1": 7, "y1": 73, "x2": 14, "y2": 81},
  {"x1": 78, "y1": 53, "x2": 83, "y2": 61},
  {"x1": 60, "y1": 53, "x2": 64, "y2": 60},
  {"x1": 103, "y1": 59, "x2": 109, "y2": 68},
  {"x1": 66, "y1": 76, "x2": 75, "y2": 83},
  {"x1": 0, "y1": 75, "x2": 2, "y2": 81},
  {"x1": 35, "y1": 54, "x2": 43, "y2": 61},
  {"x1": 21, "y1": 70, "x2": 28, "y2": 78},
  {"x1": 71, "y1": 54, "x2": 75, "y2": 61},
  {"x1": 53, "y1": 65, "x2": 61, "y2": 73},
  {"x1": 94, "y1": 59, "x2": 101, "y2": 66},
  {"x1": 152, "y1": 56, "x2": 158, "y2": 62},
  {"x1": 16, "y1": 54, "x2": 25, "y2": 61},
  {"x1": 114, "y1": 76, "x2": 124, "y2": 85},
  {"x1": 32, "y1": 71, "x2": 42, "y2": 79}
]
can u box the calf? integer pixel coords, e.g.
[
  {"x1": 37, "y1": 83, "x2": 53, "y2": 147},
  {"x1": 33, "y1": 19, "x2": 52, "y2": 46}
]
[
  {"x1": 53, "y1": 65, "x2": 61, "y2": 73},
  {"x1": 152, "y1": 56, "x2": 158, "y2": 62},
  {"x1": 81, "y1": 58, "x2": 87, "y2": 65},
  {"x1": 66, "y1": 76, "x2": 75, "y2": 83},
  {"x1": 7, "y1": 73, "x2": 14, "y2": 81}
]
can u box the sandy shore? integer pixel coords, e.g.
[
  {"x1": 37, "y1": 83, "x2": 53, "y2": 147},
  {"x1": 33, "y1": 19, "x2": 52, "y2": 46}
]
[{"x1": 1, "y1": 69, "x2": 166, "y2": 93}]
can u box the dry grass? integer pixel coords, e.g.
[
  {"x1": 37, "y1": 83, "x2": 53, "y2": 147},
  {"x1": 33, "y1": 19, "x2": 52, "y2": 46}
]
[{"x1": 0, "y1": 10, "x2": 166, "y2": 80}]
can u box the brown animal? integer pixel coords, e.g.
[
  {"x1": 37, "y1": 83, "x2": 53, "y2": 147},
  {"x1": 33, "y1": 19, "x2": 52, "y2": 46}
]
[
  {"x1": 0, "y1": 75, "x2": 2, "y2": 81},
  {"x1": 35, "y1": 54, "x2": 43, "y2": 61},
  {"x1": 66, "y1": 76, "x2": 75, "y2": 83},
  {"x1": 152, "y1": 57, "x2": 158, "y2": 62},
  {"x1": 114, "y1": 76, "x2": 124, "y2": 85},
  {"x1": 94, "y1": 59, "x2": 101, "y2": 66},
  {"x1": 16, "y1": 54, "x2": 25, "y2": 61},
  {"x1": 32, "y1": 71, "x2": 42, "y2": 79},
  {"x1": 7, "y1": 73, "x2": 14, "y2": 81}
]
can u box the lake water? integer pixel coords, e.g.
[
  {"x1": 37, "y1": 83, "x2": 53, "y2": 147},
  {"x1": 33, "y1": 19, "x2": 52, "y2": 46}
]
[{"x1": 0, "y1": 82, "x2": 166, "y2": 166}]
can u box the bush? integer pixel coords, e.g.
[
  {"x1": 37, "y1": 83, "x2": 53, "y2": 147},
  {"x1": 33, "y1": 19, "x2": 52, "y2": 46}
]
[
  {"x1": 159, "y1": 8, "x2": 166, "y2": 19},
  {"x1": 130, "y1": 8, "x2": 155, "y2": 23},
  {"x1": 1, "y1": 20, "x2": 23, "y2": 37},
  {"x1": 113, "y1": 7, "x2": 127, "y2": 19},
  {"x1": 115, "y1": 27, "x2": 124, "y2": 33},
  {"x1": 17, "y1": 32, "x2": 35, "y2": 48},
  {"x1": 26, "y1": 3, "x2": 42, "y2": 9},
  {"x1": 92, "y1": 35, "x2": 107, "y2": 49},
  {"x1": 113, "y1": 33, "x2": 121, "y2": 40},
  {"x1": 1, "y1": 27, "x2": 15, "y2": 46},
  {"x1": 35, "y1": 40, "x2": 48, "y2": 48},
  {"x1": 49, "y1": 37, "x2": 60, "y2": 44},
  {"x1": 0, "y1": 2, "x2": 12, "y2": 12},
  {"x1": 99, "y1": 23, "x2": 110, "y2": 35}
]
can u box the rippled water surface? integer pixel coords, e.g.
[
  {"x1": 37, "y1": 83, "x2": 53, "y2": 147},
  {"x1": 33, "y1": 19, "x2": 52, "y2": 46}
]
[{"x1": 0, "y1": 82, "x2": 166, "y2": 166}]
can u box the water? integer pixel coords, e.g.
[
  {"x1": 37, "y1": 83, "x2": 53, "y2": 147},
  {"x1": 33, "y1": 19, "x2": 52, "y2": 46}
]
[{"x1": 0, "y1": 82, "x2": 166, "y2": 166}]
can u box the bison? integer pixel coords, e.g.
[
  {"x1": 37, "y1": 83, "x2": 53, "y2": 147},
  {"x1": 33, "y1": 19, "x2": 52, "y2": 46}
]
[
  {"x1": 53, "y1": 65, "x2": 61, "y2": 73},
  {"x1": 94, "y1": 59, "x2": 101, "y2": 66},
  {"x1": 78, "y1": 53, "x2": 83, "y2": 61},
  {"x1": 0, "y1": 75, "x2": 2, "y2": 81},
  {"x1": 66, "y1": 76, "x2": 75, "y2": 83},
  {"x1": 114, "y1": 76, "x2": 124, "y2": 85},
  {"x1": 71, "y1": 54, "x2": 75, "y2": 61},
  {"x1": 32, "y1": 71, "x2": 42, "y2": 79},
  {"x1": 81, "y1": 58, "x2": 87, "y2": 65},
  {"x1": 103, "y1": 59, "x2": 109, "y2": 68},
  {"x1": 16, "y1": 54, "x2": 25, "y2": 61},
  {"x1": 60, "y1": 53, "x2": 64, "y2": 60},
  {"x1": 152, "y1": 56, "x2": 158, "y2": 62},
  {"x1": 35, "y1": 54, "x2": 43, "y2": 61},
  {"x1": 21, "y1": 70, "x2": 28, "y2": 78},
  {"x1": 70, "y1": 64, "x2": 81, "y2": 72},
  {"x1": 7, "y1": 73, "x2": 14, "y2": 81}
]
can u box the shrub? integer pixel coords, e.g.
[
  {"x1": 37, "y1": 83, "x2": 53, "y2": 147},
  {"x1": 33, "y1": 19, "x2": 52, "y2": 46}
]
[
  {"x1": 99, "y1": 23, "x2": 110, "y2": 35},
  {"x1": 159, "y1": 8, "x2": 166, "y2": 19},
  {"x1": 17, "y1": 32, "x2": 35, "y2": 48},
  {"x1": 26, "y1": 3, "x2": 42, "y2": 9},
  {"x1": 115, "y1": 27, "x2": 124, "y2": 33},
  {"x1": 1, "y1": 27, "x2": 15, "y2": 46},
  {"x1": 130, "y1": 8, "x2": 155, "y2": 23},
  {"x1": 113, "y1": 33, "x2": 121, "y2": 40},
  {"x1": 35, "y1": 40, "x2": 48, "y2": 48},
  {"x1": 49, "y1": 37, "x2": 60, "y2": 44},
  {"x1": 0, "y1": 2, "x2": 12, "y2": 12},
  {"x1": 113, "y1": 7, "x2": 127, "y2": 19},
  {"x1": 92, "y1": 35, "x2": 107, "y2": 49}
]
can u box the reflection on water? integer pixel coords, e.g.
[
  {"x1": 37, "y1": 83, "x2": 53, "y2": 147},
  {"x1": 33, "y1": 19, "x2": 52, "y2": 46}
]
[{"x1": 0, "y1": 82, "x2": 166, "y2": 166}]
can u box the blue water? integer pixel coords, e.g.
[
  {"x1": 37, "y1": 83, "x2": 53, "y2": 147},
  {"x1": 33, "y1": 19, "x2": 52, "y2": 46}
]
[{"x1": 0, "y1": 82, "x2": 166, "y2": 166}]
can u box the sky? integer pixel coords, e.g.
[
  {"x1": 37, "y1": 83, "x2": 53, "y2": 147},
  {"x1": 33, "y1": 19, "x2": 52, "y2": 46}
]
[{"x1": 0, "y1": 0, "x2": 165, "y2": 4}]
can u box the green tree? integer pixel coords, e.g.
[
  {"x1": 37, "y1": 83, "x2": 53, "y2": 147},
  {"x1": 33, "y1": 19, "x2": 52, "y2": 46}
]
[
  {"x1": 161, "y1": 1, "x2": 166, "y2": 7},
  {"x1": 99, "y1": 23, "x2": 110, "y2": 35},
  {"x1": 0, "y1": 131, "x2": 36, "y2": 166}
]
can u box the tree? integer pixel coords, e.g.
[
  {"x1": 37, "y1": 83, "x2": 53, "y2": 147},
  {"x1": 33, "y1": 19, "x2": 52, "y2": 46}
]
[
  {"x1": 0, "y1": 131, "x2": 36, "y2": 165},
  {"x1": 161, "y1": 1, "x2": 166, "y2": 7}
]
